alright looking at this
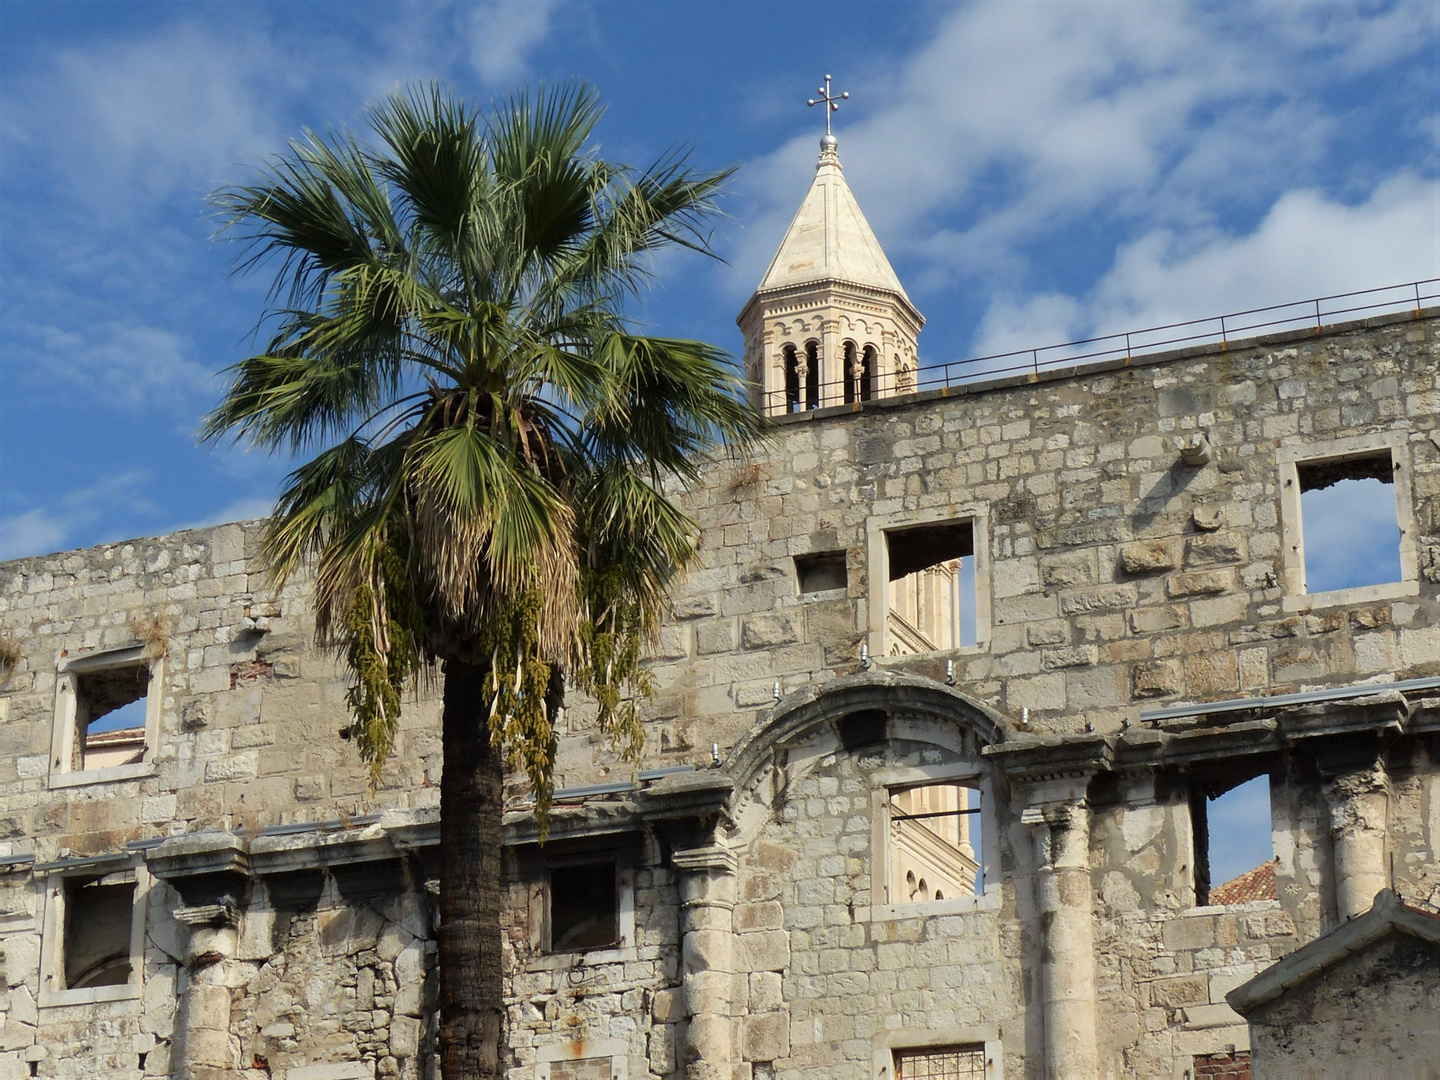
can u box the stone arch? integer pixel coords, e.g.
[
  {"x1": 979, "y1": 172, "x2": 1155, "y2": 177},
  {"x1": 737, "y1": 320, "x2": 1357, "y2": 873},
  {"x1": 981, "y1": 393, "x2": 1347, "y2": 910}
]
[
  {"x1": 842, "y1": 339, "x2": 859, "y2": 404},
  {"x1": 723, "y1": 671, "x2": 1009, "y2": 848}
]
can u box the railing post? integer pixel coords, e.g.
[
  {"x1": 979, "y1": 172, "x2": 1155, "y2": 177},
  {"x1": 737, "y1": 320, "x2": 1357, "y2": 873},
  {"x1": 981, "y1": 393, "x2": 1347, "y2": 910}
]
[
  {"x1": 1315, "y1": 298, "x2": 1323, "y2": 332},
  {"x1": 1418, "y1": 281, "x2": 1424, "y2": 316},
  {"x1": 1219, "y1": 315, "x2": 1227, "y2": 349},
  {"x1": 1032, "y1": 349, "x2": 1039, "y2": 377},
  {"x1": 1125, "y1": 331, "x2": 1131, "y2": 360}
]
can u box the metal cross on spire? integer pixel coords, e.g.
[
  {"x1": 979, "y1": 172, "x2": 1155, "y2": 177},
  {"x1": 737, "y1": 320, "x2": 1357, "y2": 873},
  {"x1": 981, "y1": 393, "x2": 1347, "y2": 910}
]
[{"x1": 807, "y1": 74, "x2": 849, "y2": 137}]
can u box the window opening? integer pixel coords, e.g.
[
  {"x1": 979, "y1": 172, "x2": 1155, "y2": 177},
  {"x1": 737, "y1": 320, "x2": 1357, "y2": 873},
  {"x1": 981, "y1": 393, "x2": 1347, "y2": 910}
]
[
  {"x1": 888, "y1": 783, "x2": 981, "y2": 903},
  {"x1": 803, "y1": 340, "x2": 819, "y2": 410},
  {"x1": 1193, "y1": 774, "x2": 1274, "y2": 907},
  {"x1": 63, "y1": 875, "x2": 135, "y2": 989},
  {"x1": 894, "y1": 1044, "x2": 988, "y2": 1079},
  {"x1": 844, "y1": 341, "x2": 858, "y2": 404},
  {"x1": 74, "y1": 664, "x2": 148, "y2": 771},
  {"x1": 783, "y1": 344, "x2": 801, "y2": 413},
  {"x1": 549, "y1": 861, "x2": 618, "y2": 952},
  {"x1": 860, "y1": 345, "x2": 876, "y2": 401},
  {"x1": 548, "y1": 1059, "x2": 613, "y2": 1080},
  {"x1": 795, "y1": 551, "x2": 848, "y2": 595},
  {"x1": 1296, "y1": 454, "x2": 1401, "y2": 592},
  {"x1": 886, "y1": 521, "x2": 976, "y2": 654}
]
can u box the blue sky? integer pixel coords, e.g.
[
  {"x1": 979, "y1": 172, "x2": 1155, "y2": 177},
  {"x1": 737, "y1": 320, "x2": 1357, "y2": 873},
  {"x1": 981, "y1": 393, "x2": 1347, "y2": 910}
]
[{"x1": 1, "y1": 0, "x2": 1438, "y2": 560}]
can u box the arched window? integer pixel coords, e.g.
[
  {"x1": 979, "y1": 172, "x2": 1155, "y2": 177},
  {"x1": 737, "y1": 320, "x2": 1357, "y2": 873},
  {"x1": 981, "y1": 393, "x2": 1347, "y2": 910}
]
[
  {"x1": 782, "y1": 344, "x2": 801, "y2": 413},
  {"x1": 803, "y1": 340, "x2": 820, "y2": 410},
  {"x1": 861, "y1": 345, "x2": 876, "y2": 401},
  {"x1": 843, "y1": 340, "x2": 858, "y2": 404}
]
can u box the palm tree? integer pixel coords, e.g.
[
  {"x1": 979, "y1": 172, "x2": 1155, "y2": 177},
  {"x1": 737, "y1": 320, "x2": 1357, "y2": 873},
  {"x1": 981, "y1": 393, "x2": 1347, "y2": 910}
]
[{"x1": 203, "y1": 83, "x2": 765, "y2": 1078}]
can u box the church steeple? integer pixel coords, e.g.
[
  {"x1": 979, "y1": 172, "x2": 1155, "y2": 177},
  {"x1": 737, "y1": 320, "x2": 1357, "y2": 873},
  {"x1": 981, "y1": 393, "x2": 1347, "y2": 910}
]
[{"x1": 738, "y1": 95, "x2": 923, "y2": 416}]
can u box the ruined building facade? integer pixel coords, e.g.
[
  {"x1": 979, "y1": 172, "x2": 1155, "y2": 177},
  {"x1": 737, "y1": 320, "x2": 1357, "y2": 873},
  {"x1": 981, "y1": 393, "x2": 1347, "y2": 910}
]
[{"x1": 1, "y1": 137, "x2": 1438, "y2": 1080}]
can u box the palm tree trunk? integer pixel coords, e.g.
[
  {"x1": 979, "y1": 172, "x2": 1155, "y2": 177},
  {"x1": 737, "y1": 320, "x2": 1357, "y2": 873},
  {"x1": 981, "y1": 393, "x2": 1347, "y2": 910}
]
[{"x1": 438, "y1": 658, "x2": 505, "y2": 1079}]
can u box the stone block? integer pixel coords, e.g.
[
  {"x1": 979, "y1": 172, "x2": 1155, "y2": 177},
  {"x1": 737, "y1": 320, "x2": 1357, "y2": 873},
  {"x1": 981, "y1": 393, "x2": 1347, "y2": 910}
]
[
  {"x1": 1150, "y1": 974, "x2": 1209, "y2": 1008},
  {"x1": 1162, "y1": 916, "x2": 1214, "y2": 951},
  {"x1": 1184, "y1": 533, "x2": 1246, "y2": 567},
  {"x1": 1167, "y1": 570, "x2": 1232, "y2": 597},
  {"x1": 1061, "y1": 585, "x2": 1137, "y2": 614},
  {"x1": 741, "y1": 615, "x2": 798, "y2": 649},
  {"x1": 1132, "y1": 659, "x2": 1183, "y2": 698},
  {"x1": 390, "y1": 1015, "x2": 421, "y2": 1057},
  {"x1": 1042, "y1": 645, "x2": 1098, "y2": 669},
  {"x1": 1121, "y1": 541, "x2": 1179, "y2": 575},
  {"x1": 1129, "y1": 606, "x2": 1184, "y2": 634},
  {"x1": 739, "y1": 1011, "x2": 790, "y2": 1061},
  {"x1": 740, "y1": 929, "x2": 790, "y2": 972}
]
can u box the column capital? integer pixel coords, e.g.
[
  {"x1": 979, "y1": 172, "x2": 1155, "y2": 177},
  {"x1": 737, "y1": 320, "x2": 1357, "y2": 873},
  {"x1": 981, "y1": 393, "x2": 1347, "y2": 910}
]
[{"x1": 673, "y1": 844, "x2": 738, "y2": 876}]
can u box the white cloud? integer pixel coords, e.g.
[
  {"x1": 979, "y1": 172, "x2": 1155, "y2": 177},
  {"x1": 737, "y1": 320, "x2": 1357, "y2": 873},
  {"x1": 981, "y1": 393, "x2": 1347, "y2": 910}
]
[
  {"x1": 466, "y1": 0, "x2": 565, "y2": 87},
  {"x1": 0, "y1": 473, "x2": 153, "y2": 561},
  {"x1": 184, "y1": 496, "x2": 275, "y2": 531},
  {"x1": 20, "y1": 321, "x2": 215, "y2": 414},
  {"x1": 726, "y1": 0, "x2": 1438, "y2": 329},
  {"x1": 973, "y1": 172, "x2": 1440, "y2": 355}
]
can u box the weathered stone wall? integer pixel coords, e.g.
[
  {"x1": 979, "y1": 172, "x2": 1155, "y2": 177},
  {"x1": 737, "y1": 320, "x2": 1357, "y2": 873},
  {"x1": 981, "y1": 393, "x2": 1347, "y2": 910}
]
[
  {"x1": 1246, "y1": 932, "x2": 1440, "y2": 1074},
  {"x1": 0, "y1": 310, "x2": 1437, "y2": 1077}
]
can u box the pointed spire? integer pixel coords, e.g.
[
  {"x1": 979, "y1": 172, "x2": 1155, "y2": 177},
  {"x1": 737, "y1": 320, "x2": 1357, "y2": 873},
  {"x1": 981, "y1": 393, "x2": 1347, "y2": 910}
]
[{"x1": 753, "y1": 136, "x2": 912, "y2": 301}]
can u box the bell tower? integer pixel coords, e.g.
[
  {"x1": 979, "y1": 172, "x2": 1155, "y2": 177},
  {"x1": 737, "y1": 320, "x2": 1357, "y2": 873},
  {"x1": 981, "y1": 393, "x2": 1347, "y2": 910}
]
[{"x1": 738, "y1": 77, "x2": 924, "y2": 415}]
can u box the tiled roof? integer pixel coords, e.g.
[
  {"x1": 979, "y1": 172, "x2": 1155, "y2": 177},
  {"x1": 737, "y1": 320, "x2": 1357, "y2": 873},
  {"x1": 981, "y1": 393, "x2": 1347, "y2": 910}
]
[{"x1": 1210, "y1": 860, "x2": 1277, "y2": 905}]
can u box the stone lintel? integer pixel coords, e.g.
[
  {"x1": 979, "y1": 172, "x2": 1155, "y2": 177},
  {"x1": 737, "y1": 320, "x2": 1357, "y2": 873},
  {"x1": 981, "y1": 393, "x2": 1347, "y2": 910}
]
[
  {"x1": 635, "y1": 771, "x2": 734, "y2": 823},
  {"x1": 147, "y1": 832, "x2": 249, "y2": 882},
  {"x1": 983, "y1": 732, "x2": 1111, "y2": 782},
  {"x1": 249, "y1": 829, "x2": 396, "y2": 875},
  {"x1": 1279, "y1": 691, "x2": 1409, "y2": 744}
]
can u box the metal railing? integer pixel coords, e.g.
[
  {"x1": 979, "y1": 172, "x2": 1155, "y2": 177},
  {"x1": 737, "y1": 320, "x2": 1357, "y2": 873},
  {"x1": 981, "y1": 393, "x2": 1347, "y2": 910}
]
[{"x1": 763, "y1": 278, "x2": 1439, "y2": 416}]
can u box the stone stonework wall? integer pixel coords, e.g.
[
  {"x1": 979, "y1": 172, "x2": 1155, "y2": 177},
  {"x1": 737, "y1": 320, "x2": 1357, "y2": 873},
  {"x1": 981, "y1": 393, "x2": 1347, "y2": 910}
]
[
  {"x1": 1246, "y1": 933, "x2": 1440, "y2": 1073},
  {"x1": 0, "y1": 311, "x2": 1437, "y2": 1078}
]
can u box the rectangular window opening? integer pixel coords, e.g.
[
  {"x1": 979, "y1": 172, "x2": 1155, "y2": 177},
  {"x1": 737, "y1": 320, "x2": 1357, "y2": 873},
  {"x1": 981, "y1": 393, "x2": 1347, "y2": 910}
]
[
  {"x1": 888, "y1": 783, "x2": 982, "y2": 903},
  {"x1": 1193, "y1": 774, "x2": 1274, "y2": 907},
  {"x1": 74, "y1": 663, "x2": 149, "y2": 772},
  {"x1": 548, "y1": 861, "x2": 618, "y2": 953},
  {"x1": 795, "y1": 550, "x2": 848, "y2": 595},
  {"x1": 62, "y1": 874, "x2": 135, "y2": 990},
  {"x1": 894, "y1": 1044, "x2": 988, "y2": 1079},
  {"x1": 1296, "y1": 453, "x2": 1402, "y2": 593},
  {"x1": 886, "y1": 521, "x2": 976, "y2": 654}
]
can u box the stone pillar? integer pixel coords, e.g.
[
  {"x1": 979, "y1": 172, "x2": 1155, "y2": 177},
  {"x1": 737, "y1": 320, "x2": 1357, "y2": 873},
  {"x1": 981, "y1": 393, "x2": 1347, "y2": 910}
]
[
  {"x1": 672, "y1": 843, "x2": 738, "y2": 1080},
  {"x1": 1022, "y1": 798, "x2": 1099, "y2": 1079},
  {"x1": 1323, "y1": 758, "x2": 1390, "y2": 920},
  {"x1": 820, "y1": 317, "x2": 841, "y2": 407},
  {"x1": 173, "y1": 901, "x2": 241, "y2": 1080}
]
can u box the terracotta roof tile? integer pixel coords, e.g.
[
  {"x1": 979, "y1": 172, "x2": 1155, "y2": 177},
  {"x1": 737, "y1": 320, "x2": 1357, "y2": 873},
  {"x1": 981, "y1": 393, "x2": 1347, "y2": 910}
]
[{"x1": 1210, "y1": 860, "x2": 1276, "y2": 905}]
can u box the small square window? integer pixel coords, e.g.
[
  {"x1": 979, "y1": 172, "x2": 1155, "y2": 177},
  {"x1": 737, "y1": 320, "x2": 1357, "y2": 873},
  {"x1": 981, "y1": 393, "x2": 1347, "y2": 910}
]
[
  {"x1": 50, "y1": 646, "x2": 161, "y2": 786},
  {"x1": 40, "y1": 864, "x2": 147, "y2": 1006},
  {"x1": 886, "y1": 521, "x2": 977, "y2": 654},
  {"x1": 1277, "y1": 434, "x2": 1418, "y2": 608},
  {"x1": 1193, "y1": 774, "x2": 1274, "y2": 908},
  {"x1": 887, "y1": 783, "x2": 982, "y2": 904},
  {"x1": 894, "y1": 1044, "x2": 988, "y2": 1079},
  {"x1": 1296, "y1": 454, "x2": 1401, "y2": 592},
  {"x1": 74, "y1": 664, "x2": 149, "y2": 771},
  {"x1": 63, "y1": 876, "x2": 136, "y2": 989},
  {"x1": 795, "y1": 550, "x2": 848, "y2": 595},
  {"x1": 548, "y1": 861, "x2": 618, "y2": 953}
]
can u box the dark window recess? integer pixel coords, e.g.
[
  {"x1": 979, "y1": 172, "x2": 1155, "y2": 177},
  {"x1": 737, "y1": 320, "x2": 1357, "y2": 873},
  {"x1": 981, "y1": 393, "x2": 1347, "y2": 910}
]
[
  {"x1": 1296, "y1": 453, "x2": 1401, "y2": 592},
  {"x1": 74, "y1": 664, "x2": 148, "y2": 770},
  {"x1": 795, "y1": 551, "x2": 848, "y2": 594},
  {"x1": 550, "y1": 862, "x2": 618, "y2": 952},
  {"x1": 886, "y1": 521, "x2": 977, "y2": 653},
  {"x1": 1192, "y1": 774, "x2": 1274, "y2": 907},
  {"x1": 64, "y1": 876, "x2": 134, "y2": 989}
]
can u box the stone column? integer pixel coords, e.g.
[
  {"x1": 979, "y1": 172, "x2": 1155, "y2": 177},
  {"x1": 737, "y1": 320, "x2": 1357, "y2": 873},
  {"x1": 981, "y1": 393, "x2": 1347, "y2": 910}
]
[
  {"x1": 173, "y1": 901, "x2": 241, "y2": 1080},
  {"x1": 1022, "y1": 798, "x2": 1099, "y2": 1079},
  {"x1": 672, "y1": 843, "x2": 738, "y2": 1080},
  {"x1": 820, "y1": 317, "x2": 841, "y2": 407},
  {"x1": 1323, "y1": 758, "x2": 1390, "y2": 920}
]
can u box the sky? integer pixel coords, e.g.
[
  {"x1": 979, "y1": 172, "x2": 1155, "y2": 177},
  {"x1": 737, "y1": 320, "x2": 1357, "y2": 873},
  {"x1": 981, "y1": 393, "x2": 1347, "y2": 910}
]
[{"x1": 1, "y1": 0, "x2": 1438, "y2": 560}]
